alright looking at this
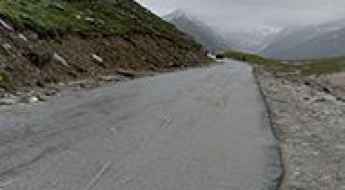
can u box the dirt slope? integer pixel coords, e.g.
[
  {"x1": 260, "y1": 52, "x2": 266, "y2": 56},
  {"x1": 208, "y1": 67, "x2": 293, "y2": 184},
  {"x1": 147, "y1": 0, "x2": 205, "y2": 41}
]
[{"x1": 0, "y1": 0, "x2": 208, "y2": 92}]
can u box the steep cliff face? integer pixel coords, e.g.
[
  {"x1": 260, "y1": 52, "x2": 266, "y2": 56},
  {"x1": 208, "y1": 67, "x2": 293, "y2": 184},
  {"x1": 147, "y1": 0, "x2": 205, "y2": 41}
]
[{"x1": 0, "y1": 0, "x2": 208, "y2": 91}]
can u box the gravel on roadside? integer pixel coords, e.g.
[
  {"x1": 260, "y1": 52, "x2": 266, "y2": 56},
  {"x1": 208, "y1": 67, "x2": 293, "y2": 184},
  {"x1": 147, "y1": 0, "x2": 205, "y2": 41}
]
[{"x1": 254, "y1": 68, "x2": 345, "y2": 190}]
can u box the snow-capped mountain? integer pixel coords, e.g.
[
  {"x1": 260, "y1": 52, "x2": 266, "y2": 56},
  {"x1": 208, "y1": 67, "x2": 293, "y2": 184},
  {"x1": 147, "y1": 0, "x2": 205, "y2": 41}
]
[
  {"x1": 222, "y1": 25, "x2": 282, "y2": 53},
  {"x1": 164, "y1": 10, "x2": 283, "y2": 53},
  {"x1": 164, "y1": 10, "x2": 231, "y2": 52},
  {"x1": 262, "y1": 18, "x2": 345, "y2": 59}
]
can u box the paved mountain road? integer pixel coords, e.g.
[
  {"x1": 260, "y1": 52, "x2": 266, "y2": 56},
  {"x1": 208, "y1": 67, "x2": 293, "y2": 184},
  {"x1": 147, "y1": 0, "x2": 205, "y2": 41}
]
[{"x1": 0, "y1": 60, "x2": 281, "y2": 190}]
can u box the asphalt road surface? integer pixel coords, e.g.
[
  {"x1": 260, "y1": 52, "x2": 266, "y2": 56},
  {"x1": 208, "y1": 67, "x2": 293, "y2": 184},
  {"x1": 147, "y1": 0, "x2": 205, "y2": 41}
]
[{"x1": 0, "y1": 60, "x2": 281, "y2": 190}]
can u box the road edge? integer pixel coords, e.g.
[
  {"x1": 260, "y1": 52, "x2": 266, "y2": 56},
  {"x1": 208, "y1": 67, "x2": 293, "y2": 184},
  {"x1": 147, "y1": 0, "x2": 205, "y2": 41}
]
[{"x1": 252, "y1": 66, "x2": 285, "y2": 190}]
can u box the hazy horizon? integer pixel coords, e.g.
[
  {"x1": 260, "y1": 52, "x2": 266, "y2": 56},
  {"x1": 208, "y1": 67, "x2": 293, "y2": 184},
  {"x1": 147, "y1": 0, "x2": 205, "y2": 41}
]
[{"x1": 137, "y1": 0, "x2": 345, "y2": 29}]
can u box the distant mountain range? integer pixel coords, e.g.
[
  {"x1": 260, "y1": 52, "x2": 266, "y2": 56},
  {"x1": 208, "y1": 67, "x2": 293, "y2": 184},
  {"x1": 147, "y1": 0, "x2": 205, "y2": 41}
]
[
  {"x1": 163, "y1": 10, "x2": 282, "y2": 53},
  {"x1": 222, "y1": 26, "x2": 282, "y2": 53},
  {"x1": 261, "y1": 18, "x2": 345, "y2": 59},
  {"x1": 163, "y1": 10, "x2": 230, "y2": 52},
  {"x1": 165, "y1": 10, "x2": 345, "y2": 59}
]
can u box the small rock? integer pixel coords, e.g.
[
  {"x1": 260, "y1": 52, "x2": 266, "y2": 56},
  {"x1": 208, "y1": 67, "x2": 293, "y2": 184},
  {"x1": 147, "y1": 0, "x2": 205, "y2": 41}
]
[
  {"x1": 27, "y1": 51, "x2": 52, "y2": 69},
  {"x1": 39, "y1": 82, "x2": 49, "y2": 89},
  {"x1": 68, "y1": 80, "x2": 88, "y2": 87},
  {"x1": 28, "y1": 32, "x2": 39, "y2": 41},
  {"x1": 37, "y1": 95, "x2": 47, "y2": 102},
  {"x1": 44, "y1": 90, "x2": 58, "y2": 97},
  {"x1": 18, "y1": 33, "x2": 28, "y2": 42},
  {"x1": 57, "y1": 82, "x2": 65, "y2": 87},
  {"x1": 99, "y1": 75, "x2": 122, "y2": 82},
  {"x1": 76, "y1": 15, "x2": 82, "y2": 19},
  {"x1": 116, "y1": 69, "x2": 137, "y2": 78},
  {"x1": 322, "y1": 87, "x2": 332, "y2": 94},
  {"x1": 85, "y1": 17, "x2": 95, "y2": 22},
  {"x1": 0, "y1": 18, "x2": 14, "y2": 32},
  {"x1": 304, "y1": 81, "x2": 311, "y2": 86},
  {"x1": 91, "y1": 54, "x2": 103, "y2": 63},
  {"x1": 0, "y1": 97, "x2": 17, "y2": 105},
  {"x1": 53, "y1": 53, "x2": 69, "y2": 67},
  {"x1": 303, "y1": 97, "x2": 310, "y2": 101},
  {"x1": 1, "y1": 43, "x2": 12, "y2": 55},
  {"x1": 2, "y1": 43, "x2": 12, "y2": 50},
  {"x1": 79, "y1": 83, "x2": 91, "y2": 89},
  {"x1": 323, "y1": 94, "x2": 338, "y2": 103},
  {"x1": 313, "y1": 97, "x2": 327, "y2": 103},
  {"x1": 20, "y1": 96, "x2": 40, "y2": 104}
]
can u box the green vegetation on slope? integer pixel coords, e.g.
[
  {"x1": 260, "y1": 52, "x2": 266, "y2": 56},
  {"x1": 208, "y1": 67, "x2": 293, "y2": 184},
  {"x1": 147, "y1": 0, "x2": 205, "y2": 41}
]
[
  {"x1": 221, "y1": 50, "x2": 345, "y2": 76},
  {"x1": 0, "y1": 0, "x2": 207, "y2": 91},
  {"x1": 0, "y1": 0, "x2": 185, "y2": 38},
  {"x1": 0, "y1": 71, "x2": 12, "y2": 89}
]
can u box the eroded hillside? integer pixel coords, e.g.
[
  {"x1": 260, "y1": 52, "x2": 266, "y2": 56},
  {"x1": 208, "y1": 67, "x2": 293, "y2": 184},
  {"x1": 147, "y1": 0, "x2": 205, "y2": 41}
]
[{"x1": 0, "y1": 0, "x2": 208, "y2": 91}]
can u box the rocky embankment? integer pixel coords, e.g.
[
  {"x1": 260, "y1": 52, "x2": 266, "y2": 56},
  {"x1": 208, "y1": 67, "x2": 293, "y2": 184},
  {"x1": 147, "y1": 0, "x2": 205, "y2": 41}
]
[
  {"x1": 254, "y1": 68, "x2": 345, "y2": 190},
  {"x1": 0, "y1": 0, "x2": 209, "y2": 105}
]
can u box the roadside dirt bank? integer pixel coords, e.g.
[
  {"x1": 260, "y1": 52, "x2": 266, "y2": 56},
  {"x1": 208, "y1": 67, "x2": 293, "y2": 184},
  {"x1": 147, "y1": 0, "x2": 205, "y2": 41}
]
[{"x1": 254, "y1": 67, "x2": 345, "y2": 190}]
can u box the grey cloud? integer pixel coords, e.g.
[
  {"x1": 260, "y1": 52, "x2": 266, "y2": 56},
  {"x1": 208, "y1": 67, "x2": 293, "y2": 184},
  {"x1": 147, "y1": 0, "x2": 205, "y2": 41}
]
[{"x1": 137, "y1": 0, "x2": 345, "y2": 28}]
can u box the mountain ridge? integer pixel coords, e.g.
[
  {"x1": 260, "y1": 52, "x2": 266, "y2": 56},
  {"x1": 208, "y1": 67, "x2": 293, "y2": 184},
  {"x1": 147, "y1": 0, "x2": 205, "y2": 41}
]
[
  {"x1": 261, "y1": 18, "x2": 345, "y2": 59},
  {"x1": 163, "y1": 9, "x2": 231, "y2": 52}
]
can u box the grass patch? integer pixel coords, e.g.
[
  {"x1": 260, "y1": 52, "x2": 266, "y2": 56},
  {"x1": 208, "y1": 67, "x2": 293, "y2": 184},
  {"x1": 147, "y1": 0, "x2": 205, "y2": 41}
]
[
  {"x1": 0, "y1": 0, "x2": 202, "y2": 50},
  {"x1": 0, "y1": 0, "x2": 180, "y2": 36},
  {"x1": 0, "y1": 71, "x2": 12, "y2": 89},
  {"x1": 299, "y1": 57, "x2": 345, "y2": 75},
  {"x1": 221, "y1": 50, "x2": 345, "y2": 76}
]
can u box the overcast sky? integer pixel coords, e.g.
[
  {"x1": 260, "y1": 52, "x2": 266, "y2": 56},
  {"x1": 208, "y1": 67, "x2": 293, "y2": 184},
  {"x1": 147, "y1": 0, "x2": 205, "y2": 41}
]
[{"x1": 137, "y1": 0, "x2": 345, "y2": 29}]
